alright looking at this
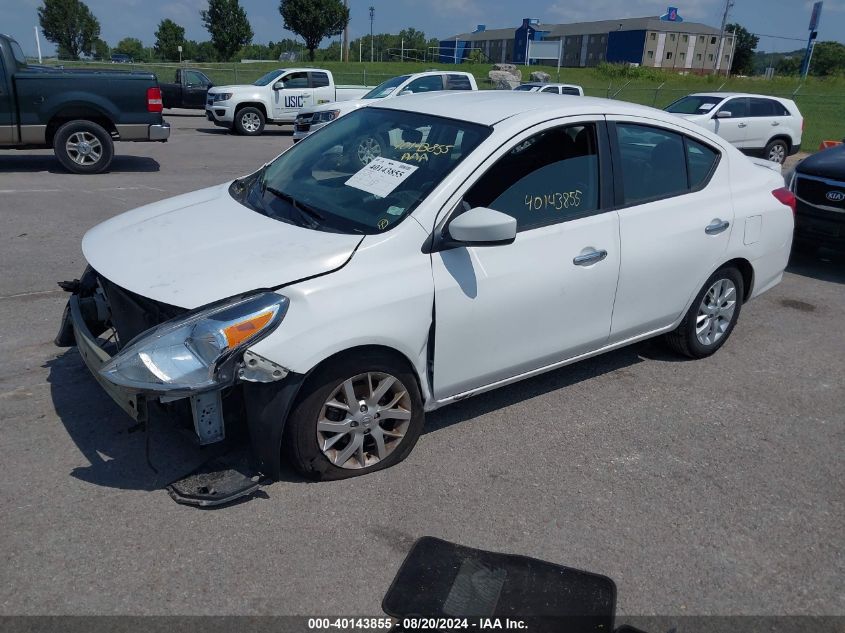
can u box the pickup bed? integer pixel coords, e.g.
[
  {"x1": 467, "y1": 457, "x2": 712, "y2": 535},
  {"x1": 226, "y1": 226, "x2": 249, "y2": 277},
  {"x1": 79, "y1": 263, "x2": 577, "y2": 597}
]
[
  {"x1": 161, "y1": 68, "x2": 213, "y2": 110},
  {"x1": 206, "y1": 68, "x2": 369, "y2": 136},
  {"x1": 0, "y1": 34, "x2": 169, "y2": 174}
]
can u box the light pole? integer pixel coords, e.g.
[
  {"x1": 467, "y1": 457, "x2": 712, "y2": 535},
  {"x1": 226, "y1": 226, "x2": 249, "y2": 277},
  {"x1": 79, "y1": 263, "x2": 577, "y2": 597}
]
[
  {"x1": 369, "y1": 6, "x2": 375, "y2": 63},
  {"x1": 342, "y1": 0, "x2": 349, "y2": 62}
]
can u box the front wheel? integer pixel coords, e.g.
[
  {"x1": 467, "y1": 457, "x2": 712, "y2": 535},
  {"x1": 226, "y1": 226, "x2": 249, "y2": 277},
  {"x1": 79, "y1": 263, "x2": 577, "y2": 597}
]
[
  {"x1": 283, "y1": 353, "x2": 424, "y2": 480},
  {"x1": 53, "y1": 120, "x2": 114, "y2": 174},
  {"x1": 234, "y1": 107, "x2": 265, "y2": 136},
  {"x1": 664, "y1": 267, "x2": 744, "y2": 359},
  {"x1": 764, "y1": 138, "x2": 789, "y2": 164}
]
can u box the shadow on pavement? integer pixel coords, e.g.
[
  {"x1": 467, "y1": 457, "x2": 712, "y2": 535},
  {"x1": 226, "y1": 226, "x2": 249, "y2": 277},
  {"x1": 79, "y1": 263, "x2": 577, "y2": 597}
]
[
  {"x1": 195, "y1": 127, "x2": 293, "y2": 136},
  {"x1": 425, "y1": 343, "x2": 651, "y2": 435},
  {"x1": 0, "y1": 155, "x2": 160, "y2": 174},
  {"x1": 786, "y1": 245, "x2": 845, "y2": 285},
  {"x1": 46, "y1": 348, "x2": 213, "y2": 491}
]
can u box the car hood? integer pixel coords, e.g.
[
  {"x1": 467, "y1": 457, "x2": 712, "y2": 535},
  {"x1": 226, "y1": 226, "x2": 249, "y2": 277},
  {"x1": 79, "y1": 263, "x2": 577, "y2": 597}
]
[
  {"x1": 305, "y1": 99, "x2": 369, "y2": 115},
  {"x1": 82, "y1": 183, "x2": 364, "y2": 309},
  {"x1": 795, "y1": 144, "x2": 845, "y2": 179}
]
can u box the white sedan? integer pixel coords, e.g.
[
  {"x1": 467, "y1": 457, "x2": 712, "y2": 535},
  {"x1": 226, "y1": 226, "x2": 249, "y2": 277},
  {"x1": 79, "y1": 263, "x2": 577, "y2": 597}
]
[{"x1": 59, "y1": 92, "x2": 795, "y2": 482}]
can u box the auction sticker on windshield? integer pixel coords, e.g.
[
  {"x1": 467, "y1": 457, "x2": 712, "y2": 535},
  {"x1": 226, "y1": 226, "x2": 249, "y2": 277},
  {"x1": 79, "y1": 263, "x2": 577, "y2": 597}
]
[{"x1": 345, "y1": 157, "x2": 418, "y2": 198}]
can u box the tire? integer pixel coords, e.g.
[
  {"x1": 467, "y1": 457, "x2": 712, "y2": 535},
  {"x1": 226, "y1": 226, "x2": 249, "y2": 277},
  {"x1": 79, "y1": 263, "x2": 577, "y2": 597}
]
[
  {"x1": 52, "y1": 120, "x2": 114, "y2": 174},
  {"x1": 234, "y1": 106, "x2": 265, "y2": 136},
  {"x1": 282, "y1": 351, "x2": 424, "y2": 481},
  {"x1": 349, "y1": 132, "x2": 387, "y2": 168},
  {"x1": 764, "y1": 138, "x2": 789, "y2": 164},
  {"x1": 664, "y1": 266, "x2": 744, "y2": 359}
]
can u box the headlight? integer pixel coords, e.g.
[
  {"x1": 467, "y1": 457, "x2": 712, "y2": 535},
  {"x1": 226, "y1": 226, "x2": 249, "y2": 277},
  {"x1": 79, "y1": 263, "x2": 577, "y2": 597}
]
[
  {"x1": 312, "y1": 110, "x2": 341, "y2": 124},
  {"x1": 100, "y1": 292, "x2": 288, "y2": 395},
  {"x1": 212, "y1": 92, "x2": 233, "y2": 102}
]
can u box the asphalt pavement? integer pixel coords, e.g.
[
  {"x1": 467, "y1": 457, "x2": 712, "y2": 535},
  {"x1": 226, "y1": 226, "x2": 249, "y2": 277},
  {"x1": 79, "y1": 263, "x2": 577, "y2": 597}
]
[{"x1": 0, "y1": 112, "x2": 843, "y2": 617}]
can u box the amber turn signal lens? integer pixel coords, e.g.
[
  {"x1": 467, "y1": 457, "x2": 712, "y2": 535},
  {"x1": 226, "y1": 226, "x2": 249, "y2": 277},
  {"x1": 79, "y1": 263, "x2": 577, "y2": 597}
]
[{"x1": 222, "y1": 311, "x2": 274, "y2": 348}]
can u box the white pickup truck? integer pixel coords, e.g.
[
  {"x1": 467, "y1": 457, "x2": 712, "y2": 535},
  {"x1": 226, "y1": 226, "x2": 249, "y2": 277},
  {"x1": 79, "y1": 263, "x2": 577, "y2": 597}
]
[
  {"x1": 206, "y1": 68, "x2": 369, "y2": 136},
  {"x1": 292, "y1": 71, "x2": 478, "y2": 142}
]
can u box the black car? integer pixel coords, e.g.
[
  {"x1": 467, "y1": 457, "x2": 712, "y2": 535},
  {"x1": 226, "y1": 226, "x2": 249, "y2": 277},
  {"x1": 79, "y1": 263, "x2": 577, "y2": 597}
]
[{"x1": 790, "y1": 142, "x2": 845, "y2": 249}]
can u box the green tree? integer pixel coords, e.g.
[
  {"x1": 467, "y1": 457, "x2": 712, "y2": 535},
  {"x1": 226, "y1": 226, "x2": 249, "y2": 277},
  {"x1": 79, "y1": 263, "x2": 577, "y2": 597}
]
[
  {"x1": 155, "y1": 19, "x2": 185, "y2": 61},
  {"x1": 279, "y1": 0, "x2": 349, "y2": 62},
  {"x1": 810, "y1": 41, "x2": 845, "y2": 76},
  {"x1": 201, "y1": 0, "x2": 253, "y2": 61},
  {"x1": 37, "y1": 0, "x2": 100, "y2": 59},
  {"x1": 775, "y1": 56, "x2": 801, "y2": 76},
  {"x1": 193, "y1": 40, "x2": 220, "y2": 62},
  {"x1": 114, "y1": 37, "x2": 144, "y2": 60},
  {"x1": 726, "y1": 23, "x2": 759, "y2": 75},
  {"x1": 92, "y1": 37, "x2": 109, "y2": 60}
]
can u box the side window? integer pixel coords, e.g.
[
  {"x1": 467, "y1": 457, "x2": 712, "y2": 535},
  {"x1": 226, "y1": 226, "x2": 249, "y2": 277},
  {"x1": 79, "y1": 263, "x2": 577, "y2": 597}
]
[
  {"x1": 283, "y1": 72, "x2": 309, "y2": 89},
  {"x1": 719, "y1": 97, "x2": 749, "y2": 118},
  {"x1": 310, "y1": 72, "x2": 330, "y2": 88},
  {"x1": 561, "y1": 87, "x2": 581, "y2": 96},
  {"x1": 445, "y1": 74, "x2": 472, "y2": 90},
  {"x1": 185, "y1": 71, "x2": 204, "y2": 85},
  {"x1": 771, "y1": 101, "x2": 790, "y2": 116},
  {"x1": 405, "y1": 75, "x2": 444, "y2": 94},
  {"x1": 541, "y1": 86, "x2": 559, "y2": 94},
  {"x1": 463, "y1": 124, "x2": 601, "y2": 232},
  {"x1": 686, "y1": 139, "x2": 719, "y2": 189},
  {"x1": 615, "y1": 124, "x2": 720, "y2": 205},
  {"x1": 749, "y1": 98, "x2": 775, "y2": 117}
]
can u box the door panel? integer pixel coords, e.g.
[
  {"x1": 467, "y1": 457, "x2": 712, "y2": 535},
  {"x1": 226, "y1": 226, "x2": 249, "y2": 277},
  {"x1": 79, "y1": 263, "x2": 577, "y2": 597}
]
[
  {"x1": 0, "y1": 57, "x2": 15, "y2": 143},
  {"x1": 431, "y1": 120, "x2": 620, "y2": 399},
  {"x1": 608, "y1": 118, "x2": 733, "y2": 342},
  {"x1": 713, "y1": 97, "x2": 749, "y2": 147},
  {"x1": 271, "y1": 72, "x2": 313, "y2": 120}
]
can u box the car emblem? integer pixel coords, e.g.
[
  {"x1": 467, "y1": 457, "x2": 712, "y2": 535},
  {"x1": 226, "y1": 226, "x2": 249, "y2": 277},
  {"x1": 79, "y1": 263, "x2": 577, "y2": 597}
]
[{"x1": 826, "y1": 190, "x2": 845, "y2": 202}]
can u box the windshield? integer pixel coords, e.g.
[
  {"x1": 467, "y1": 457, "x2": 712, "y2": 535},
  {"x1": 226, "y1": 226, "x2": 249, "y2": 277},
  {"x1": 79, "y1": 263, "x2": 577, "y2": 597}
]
[
  {"x1": 231, "y1": 108, "x2": 491, "y2": 235},
  {"x1": 253, "y1": 69, "x2": 284, "y2": 86},
  {"x1": 362, "y1": 75, "x2": 410, "y2": 99},
  {"x1": 513, "y1": 84, "x2": 538, "y2": 91},
  {"x1": 666, "y1": 95, "x2": 723, "y2": 114}
]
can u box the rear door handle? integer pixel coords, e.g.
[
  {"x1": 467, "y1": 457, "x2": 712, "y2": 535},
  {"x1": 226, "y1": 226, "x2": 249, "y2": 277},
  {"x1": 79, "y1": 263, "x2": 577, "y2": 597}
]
[
  {"x1": 737, "y1": 123, "x2": 747, "y2": 128},
  {"x1": 771, "y1": 121, "x2": 780, "y2": 126},
  {"x1": 573, "y1": 249, "x2": 608, "y2": 266},
  {"x1": 705, "y1": 219, "x2": 730, "y2": 235}
]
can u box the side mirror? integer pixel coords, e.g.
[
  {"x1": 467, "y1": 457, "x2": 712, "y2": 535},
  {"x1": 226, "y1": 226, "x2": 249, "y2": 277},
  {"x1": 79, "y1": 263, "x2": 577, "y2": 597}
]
[
  {"x1": 272, "y1": 81, "x2": 284, "y2": 91},
  {"x1": 398, "y1": 88, "x2": 413, "y2": 96},
  {"x1": 446, "y1": 207, "x2": 516, "y2": 246},
  {"x1": 715, "y1": 110, "x2": 732, "y2": 118}
]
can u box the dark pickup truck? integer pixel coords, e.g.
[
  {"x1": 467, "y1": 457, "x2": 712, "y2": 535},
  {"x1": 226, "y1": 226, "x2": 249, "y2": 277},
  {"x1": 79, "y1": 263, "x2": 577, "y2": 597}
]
[
  {"x1": 0, "y1": 33, "x2": 169, "y2": 174},
  {"x1": 160, "y1": 68, "x2": 213, "y2": 109}
]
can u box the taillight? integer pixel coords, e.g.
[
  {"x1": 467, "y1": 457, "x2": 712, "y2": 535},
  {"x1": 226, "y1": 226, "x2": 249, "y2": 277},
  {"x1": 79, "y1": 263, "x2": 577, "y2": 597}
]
[
  {"x1": 772, "y1": 187, "x2": 796, "y2": 216},
  {"x1": 147, "y1": 86, "x2": 163, "y2": 112}
]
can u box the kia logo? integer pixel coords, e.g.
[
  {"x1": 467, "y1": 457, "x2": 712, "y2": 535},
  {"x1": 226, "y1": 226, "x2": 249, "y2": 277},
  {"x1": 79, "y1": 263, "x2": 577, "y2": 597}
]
[{"x1": 827, "y1": 190, "x2": 845, "y2": 202}]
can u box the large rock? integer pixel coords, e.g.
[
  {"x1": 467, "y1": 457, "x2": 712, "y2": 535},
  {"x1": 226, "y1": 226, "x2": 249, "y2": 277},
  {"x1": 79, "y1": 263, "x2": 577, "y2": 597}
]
[
  {"x1": 488, "y1": 70, "x2": 520, "y2": 90},
  {"x1": 491, "y1": 63, "x2": 521, "y2": 80},
  {"x1": 530, "y1": 70, "x2": 551, "y2": 83}
]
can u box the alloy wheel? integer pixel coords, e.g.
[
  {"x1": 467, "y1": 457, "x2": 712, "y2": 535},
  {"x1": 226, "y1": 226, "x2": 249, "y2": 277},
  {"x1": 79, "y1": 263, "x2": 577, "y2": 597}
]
[
  {"x1": 316, "y1": 372, "x2": 412, "y2": 469},
  {"x1": 695, "y1": 278, "x2": 737, "y2": 346},
  {"x1": 66, "y1": 131, "x2": 103, "y2": 166},
  {"x1": 768, "y1": 143, "x2": 786, "y2": 164},
  {"x1": 356, "y1": 136, "x2": 382, "y2": 165},
  {"x1": 241, "y1": 112, "x2": 261, "y2": 133}
]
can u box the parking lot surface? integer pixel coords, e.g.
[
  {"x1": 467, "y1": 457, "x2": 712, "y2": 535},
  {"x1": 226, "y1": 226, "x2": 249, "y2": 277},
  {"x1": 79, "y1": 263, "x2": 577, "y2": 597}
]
[{"x1": 0, "y1": 113, "x2": 843, "y2": 616}]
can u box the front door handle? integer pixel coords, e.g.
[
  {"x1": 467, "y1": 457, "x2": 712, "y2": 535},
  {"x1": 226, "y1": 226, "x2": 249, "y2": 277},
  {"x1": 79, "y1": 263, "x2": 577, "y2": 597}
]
[
  {"x1": 573, "y1": 249, "x2": 608, "y2": 266},
  {"x1": 737, "y1": 122, "x2": 747, "y2": 128},
  {"x1": 771, "y1": 121, "x2": 780, "y2": 126},
  {"x1": 705, "y1": 219, "x2": 730, "y2": 235}
]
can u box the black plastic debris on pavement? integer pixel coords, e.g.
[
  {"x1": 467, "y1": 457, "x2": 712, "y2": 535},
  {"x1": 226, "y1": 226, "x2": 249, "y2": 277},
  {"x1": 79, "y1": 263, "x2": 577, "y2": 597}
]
[{"x1": 166, "y1": 447, "x2": 267, "y2": 508}]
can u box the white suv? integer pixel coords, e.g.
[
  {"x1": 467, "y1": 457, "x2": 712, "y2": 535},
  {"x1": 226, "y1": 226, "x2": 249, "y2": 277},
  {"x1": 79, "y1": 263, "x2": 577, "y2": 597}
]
[{"x1": 666, "y1": 93, "x2": 803, "y2": 164}]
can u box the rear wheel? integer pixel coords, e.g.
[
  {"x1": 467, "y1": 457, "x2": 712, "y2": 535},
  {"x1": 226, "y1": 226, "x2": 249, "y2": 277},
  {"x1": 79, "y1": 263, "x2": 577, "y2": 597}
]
[
  {"x1": 53, "y1": 120, "x2": 114, "y2": 174},
  {"x1": 283, "y1": 352, "x2": 424, "y2": 480},
  {"x1": 234, "y1": 107, "x2": 265, "y2": 136},
  {"x1": 764, "y1": 138, "x2": 789, "y2": 164},
  {"x1": 665, "y1": 267, "x2": 744, "y2": 359}
]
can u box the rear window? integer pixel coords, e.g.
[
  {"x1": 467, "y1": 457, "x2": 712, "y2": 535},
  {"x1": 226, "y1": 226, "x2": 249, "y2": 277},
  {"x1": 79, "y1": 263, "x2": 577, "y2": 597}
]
[
  {"x1": 445, "y1": 74, "x2": 472, "y2": 90},
  {"x1": 10, "y1": 40, "x2": 27, "y2": 68},
  {"x1": 311, "y1": 72, "x2": 330, "y2": 88}
]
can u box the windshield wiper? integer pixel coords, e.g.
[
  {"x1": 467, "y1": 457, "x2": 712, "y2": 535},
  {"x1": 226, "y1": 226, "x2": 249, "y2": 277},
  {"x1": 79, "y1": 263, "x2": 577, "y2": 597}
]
[{"x1": 262, "y1": 185, "x2": 326, "y2": 226}]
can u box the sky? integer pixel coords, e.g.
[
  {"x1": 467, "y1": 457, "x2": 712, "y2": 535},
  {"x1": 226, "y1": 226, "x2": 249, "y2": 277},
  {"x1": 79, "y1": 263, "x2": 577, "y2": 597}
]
[{"x1": 4, "y1": 0, "x2": 845, "y2": 58}]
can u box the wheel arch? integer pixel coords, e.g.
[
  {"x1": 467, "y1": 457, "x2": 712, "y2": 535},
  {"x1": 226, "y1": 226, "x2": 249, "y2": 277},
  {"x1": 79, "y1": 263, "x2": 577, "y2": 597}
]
[
  {"x1": 46, "y1": 107, "x2": 117, "y2": 145},
  {"x1": 234, "y1": 101, "x2": 267, "y2": 119},
  {"x1": 721, "y1": 257, "x2": 754, "y2": 302},
  {"x1": 765, "y1": 134, "x2": 793, "y2": 152}
]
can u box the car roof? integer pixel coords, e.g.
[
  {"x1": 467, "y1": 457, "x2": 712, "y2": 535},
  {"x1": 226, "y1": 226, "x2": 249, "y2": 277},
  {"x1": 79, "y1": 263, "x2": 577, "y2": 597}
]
[
  {"x1": 689, "y1": 92, "x2": 793, "y2": 101},
  {"x1": 373, "y1": 91, "x2": 663, "y2": 126},
  {"x1": 522, "y1": 82, "x2": 581, "y2": 88}
]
